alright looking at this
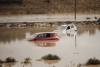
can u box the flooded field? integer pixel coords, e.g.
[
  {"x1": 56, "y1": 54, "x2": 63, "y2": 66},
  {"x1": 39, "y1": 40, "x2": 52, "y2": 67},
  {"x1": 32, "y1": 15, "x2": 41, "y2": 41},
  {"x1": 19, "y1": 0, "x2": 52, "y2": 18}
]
[{"x1": 0, "y1": 26, "x2": 100, "y2": 67}]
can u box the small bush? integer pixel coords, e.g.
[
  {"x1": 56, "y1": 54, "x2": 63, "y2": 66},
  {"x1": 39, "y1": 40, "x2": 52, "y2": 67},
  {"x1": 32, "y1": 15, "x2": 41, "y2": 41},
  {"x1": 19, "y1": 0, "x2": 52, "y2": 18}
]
[
  {"x1": 23, "y1": 57, "x2": 31, "y2": 63},
  {"x1": 25, "y1": 58, "x2": 31, "y2": 61},
  {"x1": 86, "y1": 58, "x2": 100, "y2": 65},
  {"x1": 42, "y1": 54, "x2": 60, "y2": 60},
  {"x1": 5, "y1": 57, "x2": 16, "y2": 63}
]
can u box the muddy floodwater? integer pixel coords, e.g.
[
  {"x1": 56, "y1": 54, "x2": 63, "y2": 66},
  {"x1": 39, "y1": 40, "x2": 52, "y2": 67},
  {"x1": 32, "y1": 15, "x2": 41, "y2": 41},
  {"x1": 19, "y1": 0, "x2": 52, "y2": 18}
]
[{"x1": 0, "y1": 26, "x2": 100, "y2": 67}]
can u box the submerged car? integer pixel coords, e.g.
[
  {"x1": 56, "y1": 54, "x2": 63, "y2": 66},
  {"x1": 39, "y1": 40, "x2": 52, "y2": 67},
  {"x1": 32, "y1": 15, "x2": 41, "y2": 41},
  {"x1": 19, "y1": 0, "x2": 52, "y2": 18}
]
[
  {"x1": 53, "y1": 23, "x2": 77, "y2": 33},
  {"x1": 27, "y1": 32, "x2": 59, "y2": 41}
]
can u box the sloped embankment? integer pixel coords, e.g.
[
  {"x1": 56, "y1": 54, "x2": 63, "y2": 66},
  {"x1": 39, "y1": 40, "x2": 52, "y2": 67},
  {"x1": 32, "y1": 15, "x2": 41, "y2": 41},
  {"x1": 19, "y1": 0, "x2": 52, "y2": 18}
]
[{"x1": 0, "y1": 0, "x2": 100, "y2": 15}]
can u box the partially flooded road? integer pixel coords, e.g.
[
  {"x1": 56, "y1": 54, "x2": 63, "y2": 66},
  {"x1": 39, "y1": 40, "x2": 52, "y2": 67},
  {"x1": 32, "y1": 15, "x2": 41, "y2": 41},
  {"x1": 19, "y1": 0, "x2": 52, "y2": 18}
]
[{"x1": 0, "y1": 27, "x2": 100, "y2": 67}]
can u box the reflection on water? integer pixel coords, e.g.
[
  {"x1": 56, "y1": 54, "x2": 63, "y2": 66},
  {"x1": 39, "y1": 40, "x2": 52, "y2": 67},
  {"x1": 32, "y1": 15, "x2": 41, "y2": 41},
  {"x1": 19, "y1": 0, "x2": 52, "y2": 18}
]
[
  {"x1": 21, "y1": 57, "x2": 32, "y2": 66},
  {"x1": 0, "y1": 26, "x2": 100, "y2": 67},
  {"x1": 77, "y1": 27, "x2": 96, "y2": 36},
  {"x1": 3, "y1": 62, "x2": 16, "y2": 67},
  {"x1": 43, "y1": 60, "x2": 60, "y2": 65},
  {"x1": 21, "y1": 62, "x2": 32, "y2": 67},
  {"x1": 30, "y1": 42, "x2": 56, "y2": 47}
]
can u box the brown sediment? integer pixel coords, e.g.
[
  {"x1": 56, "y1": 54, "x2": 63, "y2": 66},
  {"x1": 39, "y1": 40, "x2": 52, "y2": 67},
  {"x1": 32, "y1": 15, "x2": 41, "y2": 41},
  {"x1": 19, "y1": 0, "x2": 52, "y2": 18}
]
[
  {"x1": 0, "y1": 21, "x2": 100, "y2": 28},
  {"x1": 77, "y1": 58, "x2": 100, "y2": 67}
]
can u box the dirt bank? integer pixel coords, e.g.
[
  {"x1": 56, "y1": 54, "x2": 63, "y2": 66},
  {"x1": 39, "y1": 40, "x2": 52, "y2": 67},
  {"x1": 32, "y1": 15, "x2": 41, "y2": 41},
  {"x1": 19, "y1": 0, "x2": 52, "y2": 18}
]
[
  {"x1": 0, "y1": 0, "x2": 100, "y2": 15},
  {"x1": 0, "y1": 21, "x2": 100, "y2": 28}
]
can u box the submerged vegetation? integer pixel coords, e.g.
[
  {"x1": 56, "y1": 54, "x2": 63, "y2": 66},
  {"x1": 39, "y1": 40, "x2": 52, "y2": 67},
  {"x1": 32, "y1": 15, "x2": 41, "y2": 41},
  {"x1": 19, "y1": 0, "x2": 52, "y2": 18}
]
[
  {"x1": 21, "y1": 57, "x2": 32, "y2": 66},
  {"x1": 24, "y1": 58, "x2": 31, "y2": 63},
  {"x1": 5, "y1": 57, "x2": 16, "y2": 63},
  {"x1": 0, "y1": 57, "x2": 32, "y2": 66},
  {"x1": 41, "y1": 54, "x2": 60, "y2": 60},
  {"x1": 21, "y1": 57, "x2": 32, "y2": 63},
  {"x1": 36, "y1": 54, "x2": 61, "y2": 64},
  {"x1": 77, "y1": 57, "x2": 100, "y2": 67},
  {"x1": 86, "y1": 58, "x2": 100, "y2": 65},
  {"x1": 0, "y1": 57, "x2": 16, "y2": 63}
]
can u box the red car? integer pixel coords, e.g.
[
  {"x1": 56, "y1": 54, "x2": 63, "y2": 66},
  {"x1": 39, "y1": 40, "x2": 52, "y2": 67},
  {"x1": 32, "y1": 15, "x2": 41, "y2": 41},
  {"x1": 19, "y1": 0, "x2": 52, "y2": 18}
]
[{"x1": 28, "y1": 32, "x2": 59, "y2": 42}]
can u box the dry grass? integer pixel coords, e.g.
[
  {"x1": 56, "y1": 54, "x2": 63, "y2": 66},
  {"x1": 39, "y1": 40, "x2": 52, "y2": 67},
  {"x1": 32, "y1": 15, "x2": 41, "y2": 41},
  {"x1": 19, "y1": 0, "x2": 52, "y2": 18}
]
[{"x1": 0, "y1": 0, "x2": 100, "y2": 15}]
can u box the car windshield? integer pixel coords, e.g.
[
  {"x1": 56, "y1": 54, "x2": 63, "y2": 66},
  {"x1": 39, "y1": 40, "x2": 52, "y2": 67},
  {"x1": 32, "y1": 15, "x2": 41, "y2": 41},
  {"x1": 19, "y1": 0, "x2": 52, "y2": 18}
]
[
  {"x1": 28, "y1": 33, "x2": 38, "y2": 39},
  {"x1": 57, "y1": 26, "x2": 67, "y2": 30}
]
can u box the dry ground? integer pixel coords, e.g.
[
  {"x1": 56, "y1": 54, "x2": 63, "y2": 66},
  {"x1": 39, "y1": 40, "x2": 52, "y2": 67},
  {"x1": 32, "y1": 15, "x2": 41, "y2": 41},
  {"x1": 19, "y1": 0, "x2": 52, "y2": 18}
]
[{"x1": 0, "y1": 0, "x2": 100, "y2": 15}]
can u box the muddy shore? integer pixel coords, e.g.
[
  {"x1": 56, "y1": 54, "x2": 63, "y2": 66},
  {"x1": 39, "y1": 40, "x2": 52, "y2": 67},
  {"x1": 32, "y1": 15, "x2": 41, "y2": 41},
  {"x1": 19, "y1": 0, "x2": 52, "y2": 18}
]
[{"x1": 0, "y1": 21, "x2": 100, "y2": 28}]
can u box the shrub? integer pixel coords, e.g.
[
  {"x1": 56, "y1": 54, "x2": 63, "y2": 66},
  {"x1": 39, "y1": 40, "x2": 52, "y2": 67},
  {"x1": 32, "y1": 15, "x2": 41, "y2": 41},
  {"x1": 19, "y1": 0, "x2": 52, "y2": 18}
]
[
  {"x1": 5, "y1": 57, "x2": 16, "y2": 62},
  {"x1": 25, "y1": 58, "x2": 31, "y2": 61},
  {"x1": 42, "y1": 54, "x2": 60, "y2": 60},
  {"x1": 23, "y1": 57, "x2": 31, "y2": 63},
  {"x1": 86, "y1": 58, "x2": 100, "y2": 65}
]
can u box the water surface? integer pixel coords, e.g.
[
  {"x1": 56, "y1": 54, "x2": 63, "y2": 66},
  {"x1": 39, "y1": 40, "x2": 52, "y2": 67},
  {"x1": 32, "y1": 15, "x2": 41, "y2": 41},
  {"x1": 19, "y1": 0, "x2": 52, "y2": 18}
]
[{"x1": 0, "y1": 27, "x2": 100, "y2": 67}]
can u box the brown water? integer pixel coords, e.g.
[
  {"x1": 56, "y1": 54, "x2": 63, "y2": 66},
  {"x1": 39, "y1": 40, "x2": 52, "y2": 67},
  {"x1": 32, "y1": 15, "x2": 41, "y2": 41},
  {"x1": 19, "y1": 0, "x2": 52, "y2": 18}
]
[{"x1": 0, "y1": 27, "x2": 100, "y2": 67}]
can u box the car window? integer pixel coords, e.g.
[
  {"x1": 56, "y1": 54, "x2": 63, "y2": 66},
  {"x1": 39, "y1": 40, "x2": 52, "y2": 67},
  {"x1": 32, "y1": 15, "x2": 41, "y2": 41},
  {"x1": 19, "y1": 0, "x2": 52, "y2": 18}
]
[
  {"x1": 36, "y1": 34, "x2": 43, "y2": 39},
  {"x1": 39, "y1": 34, "x2": 44, "y2": 38},
  {"x1": 67, "y1": 26, "x2": 70, "y2": 30},
  {"x1": 36, "y1": 33, "x2": 53, "y2": 39},
  {"x1": 71, "y1": 25, "x2": 74, "y2": 28},
  {"x1": 29, "y1": 34, "x2": 38, "y2": 39},
  {"x1": 45, "y1": 33, "x2": 52, "y2": 38}
]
